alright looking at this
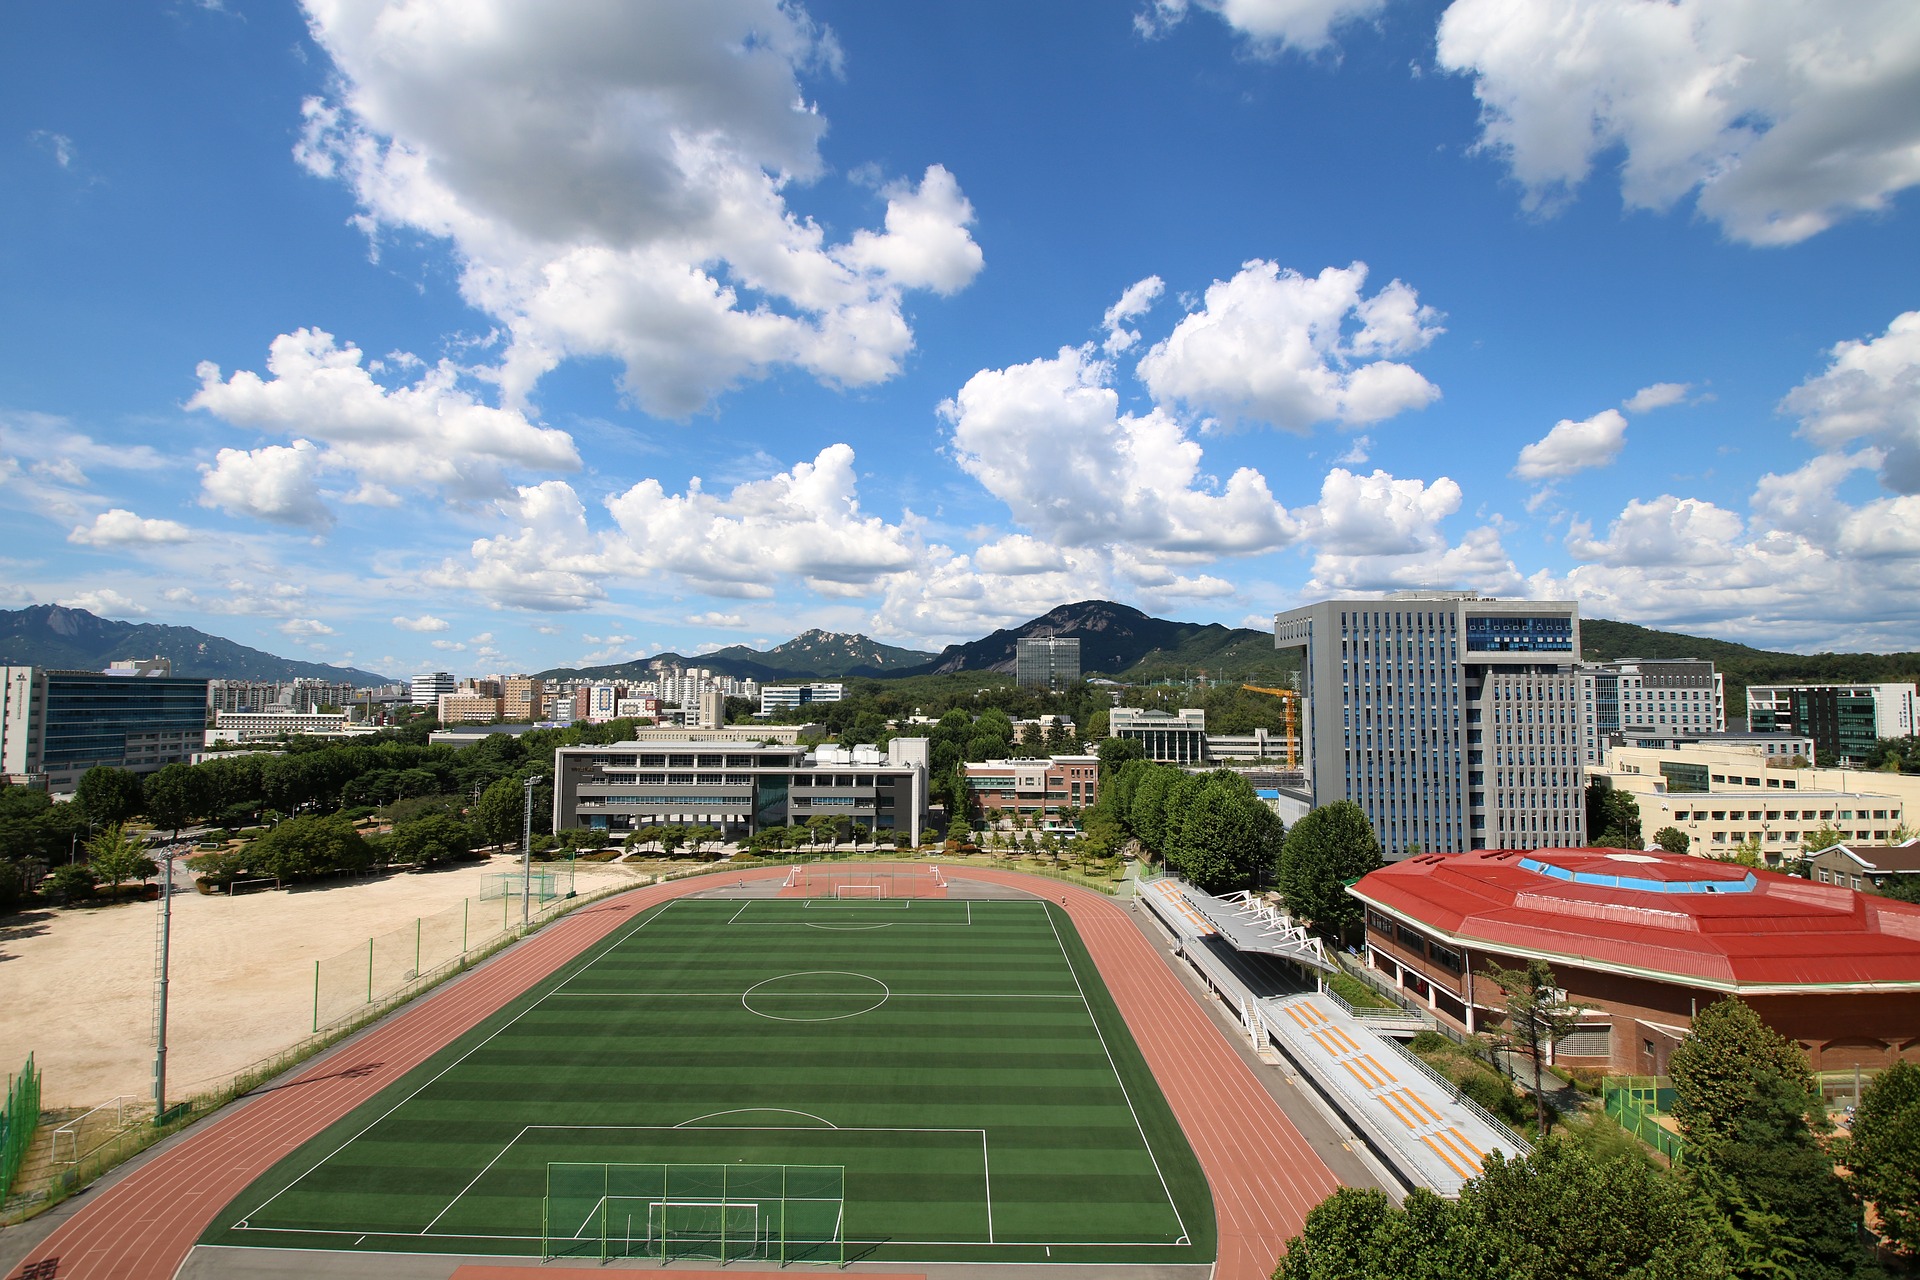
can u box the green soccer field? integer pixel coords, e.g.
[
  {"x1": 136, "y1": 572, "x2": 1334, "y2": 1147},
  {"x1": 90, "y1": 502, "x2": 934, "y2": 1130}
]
[{"x1": 202, "y1": 895, "x2": 1216, "y2": 1266}]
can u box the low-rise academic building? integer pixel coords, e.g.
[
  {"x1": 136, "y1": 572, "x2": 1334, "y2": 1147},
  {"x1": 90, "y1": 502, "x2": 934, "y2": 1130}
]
[
  {"x1": 552, "y1": 738, "x2": 930, "y2": 844},
  {"x1": 1350, "y1": 847, "x2": 1920, "y2": 1076}
]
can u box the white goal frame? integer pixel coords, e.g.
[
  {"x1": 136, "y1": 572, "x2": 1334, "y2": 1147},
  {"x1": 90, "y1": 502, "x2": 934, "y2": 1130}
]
[{"x1": 834, "y1": 884, "x2": 886, "y2": 899}]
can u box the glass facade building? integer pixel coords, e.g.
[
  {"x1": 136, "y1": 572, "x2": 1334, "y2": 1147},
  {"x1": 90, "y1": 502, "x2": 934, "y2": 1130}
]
[{"x1": 1, "y1": 666, "x2": 210, "y2": 792}]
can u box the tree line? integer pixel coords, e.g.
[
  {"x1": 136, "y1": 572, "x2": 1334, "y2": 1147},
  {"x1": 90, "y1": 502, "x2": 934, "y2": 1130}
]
[{"x1": 0, "y1": 718, "x2": 666, "y2": 908}]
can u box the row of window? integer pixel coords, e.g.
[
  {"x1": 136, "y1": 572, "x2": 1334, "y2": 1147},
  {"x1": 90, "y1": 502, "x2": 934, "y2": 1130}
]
[{"x1": 1673, "y1": 807, "x2": 1894, "y2": 822}]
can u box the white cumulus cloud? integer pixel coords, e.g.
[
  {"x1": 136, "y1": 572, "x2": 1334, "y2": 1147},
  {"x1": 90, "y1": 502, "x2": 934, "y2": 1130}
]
[
  {"x1": 943, "y1": 344, "x2": 1303, "y2": 555},
  {"x1": 1779, "y1": 310, "x2": 1920, "y2": 492},
  {"x1": 198, "y1": 440, "x2": 333, "y2": 528},
  {"x1": 57, "y1": 588, "x2": 148, "y2": 617},
  {"x1": 295, "y1": 0, "x2": 981, "y2": 417},
  {"x1": 392, "y1": 615, "x2": 451, "y2": 632},
  {"x1": 1436, "y1": 0, "x2": 1920, "y2": 245},
  {"x1": 1136, "y1": 0, "x2": 1389, "y2": 54},
  {"x1": 67, "y1": 509, "x2": 194, "y2": 547},
  {"x1": 1513, "y1": 408, "x2": 1629, "y2": 480},
  {"x1": 190, "y1": 328, "x2": 579, "y2": 512},
  {"x1": 1135, "y1": 261, "x2": 1442, "y2": 432},
  {"x1": 1624, "y1": 381, "x2": 1693, "y2": 413}
]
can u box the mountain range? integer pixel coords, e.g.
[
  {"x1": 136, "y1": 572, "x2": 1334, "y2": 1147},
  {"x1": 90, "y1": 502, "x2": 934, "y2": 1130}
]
[
  {"x1": 0, "y1": 605, "x2": 394, "y2": 686},
  {"x1": 7, "y1": 602, "x2": 1918, "y2": 706}
]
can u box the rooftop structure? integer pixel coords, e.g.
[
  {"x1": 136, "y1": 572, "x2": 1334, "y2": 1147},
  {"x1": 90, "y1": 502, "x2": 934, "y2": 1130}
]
[{"x1": 1352, "y1": 846, "x2": 1920, "y2": 1074}]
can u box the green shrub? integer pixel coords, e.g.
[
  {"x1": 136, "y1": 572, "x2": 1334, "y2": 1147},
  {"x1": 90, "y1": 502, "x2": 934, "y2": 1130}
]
[{"x1": 1407, "y1": 1029, "x2": 1452, "y2": 1054}]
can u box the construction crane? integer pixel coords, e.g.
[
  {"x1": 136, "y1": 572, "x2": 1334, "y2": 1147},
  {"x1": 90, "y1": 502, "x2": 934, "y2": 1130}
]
[{"x1": 1241, "y1": 685, "x2": 1300, "y2": 769}]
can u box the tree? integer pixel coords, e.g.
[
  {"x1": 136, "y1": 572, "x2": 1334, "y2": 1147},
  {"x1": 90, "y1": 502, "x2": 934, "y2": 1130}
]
[
  {"x1": 386, "y1": 813, "x2": 472, "y2": 867},
  {"x1": 1669, "y1": 997, "x2": 1877, "y2": 1278},
  {"x1": 1876, "y1": 874, "x2": 1920, "y2": 904},
  {"x1": 1273, "y1": 1139, "x2": 1729, "y2": 1280},
  {"x1": 473, "y1": 775, "x2": 533, "y2": 848},
  {"x1": 1096, "y1": 735, "x2": 1144, "y2": 776},
  {"x1": 142, "y1": 763, "x2": 210, "y2": 837},
  {"x1": 658, "y1": 824, "x2": 687, "y2": 856},
  {"x1": 850, "y1": 823, "x2": 870, "y2": 847},
  {"x1": 85, "y1": 824, "x2": 158, "y2": 899},
  {"x1": 44, "y1": 861, "x2": 97, "y2": 903},
  {"x1": 1669, "y1": 998, "x2": 1813, "y2": 1147},
  {"x1": 1586, "y1": 781, "x2": 1643, "y2": 848},
  {"x1": 1278, "y1": 801, "x2": 1383, "y2": 943},
  {"x1": 1652, "y1": 826, "x2": 1690, "y2": 854},
  {"x1": 75, "y1": 766, "x2": 144, "y2": 826},
  {"x1": 247, "y1": 815, "x2": 373, "y2": 881},
  {"x1": 1481, "y1": 958, "x2": 1587, "y2": 1136},
  {"x1": 1167, "y1": 771, "x2": 1269, "y2": 894},
  {"x1": 1802, "y1": 822, "x2": 1848, "y2": 853},
  {"x1": 1706, "y1": 837, "x2": 1764, "y2": 868},
  {"x1": 1843, "y1": 1059, "x2": 1920, "y2": 1256}
]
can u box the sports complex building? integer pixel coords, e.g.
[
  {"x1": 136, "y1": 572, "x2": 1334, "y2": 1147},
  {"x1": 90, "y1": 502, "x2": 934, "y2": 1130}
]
[
  {"x1": 1351, "y1": 847, "x2": 1920, "y2": 1077},
  {"x1": 551, "y1": 737, "x2": 932, "y2": 843}
]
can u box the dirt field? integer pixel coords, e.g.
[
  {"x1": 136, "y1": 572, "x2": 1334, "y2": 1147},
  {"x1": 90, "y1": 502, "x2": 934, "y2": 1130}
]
[{"x1": 0, "y1": 857, "x2": 646, "y2": 1108}]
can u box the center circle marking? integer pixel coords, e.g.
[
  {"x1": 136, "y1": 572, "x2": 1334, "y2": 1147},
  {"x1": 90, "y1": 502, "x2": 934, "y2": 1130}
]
[{"x1": 741, "y1": 970, "x2": 890, "y2": 1022}]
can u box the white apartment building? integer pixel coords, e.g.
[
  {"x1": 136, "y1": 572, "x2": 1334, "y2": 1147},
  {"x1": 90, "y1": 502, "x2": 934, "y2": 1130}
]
[
  {"x1": 411, "y1": 671, "x2": 457, "y2": 707},
  {"x1": 1577, "y1": 658, "x2": 1724, "y2": 766},
  {"x1": 1276, "y1": 592, "x2": 1585, "y2": 859}
]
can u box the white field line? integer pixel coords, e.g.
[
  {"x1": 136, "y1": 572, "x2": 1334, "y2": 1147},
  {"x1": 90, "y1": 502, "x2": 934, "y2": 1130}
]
[
  {"x1": 240, "y1": 900, "x2": 679, "y2": 1224},
  {"x1": 1043, "y1": 906, "x2": 1190, "y2": 1247}
]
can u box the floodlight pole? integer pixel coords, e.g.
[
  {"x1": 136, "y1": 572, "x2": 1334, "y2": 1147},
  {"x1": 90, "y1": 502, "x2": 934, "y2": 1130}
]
[
  {"x1": 152, "y1": 845, "x2": 176, "y2": 1122},
  {"x1": 521, "y1": 776, "x2": 536, "y2": 927}
]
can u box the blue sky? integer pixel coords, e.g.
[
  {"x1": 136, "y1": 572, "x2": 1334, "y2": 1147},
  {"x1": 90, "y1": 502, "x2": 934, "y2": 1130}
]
[{"x1": 4, "y1": 0, "x2": 1919, "y2": 680}]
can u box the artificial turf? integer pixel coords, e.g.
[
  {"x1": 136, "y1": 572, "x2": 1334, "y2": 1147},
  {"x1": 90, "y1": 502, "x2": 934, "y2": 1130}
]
[{"x1": 200, "y1": 895, "x2": 1217, "y2": 1266}]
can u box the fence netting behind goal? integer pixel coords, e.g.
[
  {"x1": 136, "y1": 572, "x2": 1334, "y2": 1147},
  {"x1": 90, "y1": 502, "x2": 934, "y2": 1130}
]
[{"x1": 543, "y1": 1161, "x2": 844, "y2": 1264}]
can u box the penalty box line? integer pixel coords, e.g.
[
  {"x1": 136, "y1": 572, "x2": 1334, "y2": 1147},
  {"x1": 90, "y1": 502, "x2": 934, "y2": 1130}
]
[{"x1": 415, "y1": 1123, "x2": 996, "y2": 1247}]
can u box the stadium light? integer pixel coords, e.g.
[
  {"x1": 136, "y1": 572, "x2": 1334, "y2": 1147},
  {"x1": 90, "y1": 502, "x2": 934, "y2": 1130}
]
[{"x1": 521, "y1": 776, "x2": 535, "y2": 927}]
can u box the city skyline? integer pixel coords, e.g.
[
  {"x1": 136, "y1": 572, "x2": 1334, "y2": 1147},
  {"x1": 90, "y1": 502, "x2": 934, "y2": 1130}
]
[{"x1": 4, "y1": 2, "x2": 1918, "y2": 679}]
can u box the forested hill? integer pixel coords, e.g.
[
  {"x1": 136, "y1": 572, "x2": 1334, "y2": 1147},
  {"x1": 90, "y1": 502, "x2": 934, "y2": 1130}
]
[
  {"x1": 914, "y1": 599, "x2": 1296, "y2": 682},
  {"x1": 0, "y1": 605, "x2": 392, "y2": 686}
]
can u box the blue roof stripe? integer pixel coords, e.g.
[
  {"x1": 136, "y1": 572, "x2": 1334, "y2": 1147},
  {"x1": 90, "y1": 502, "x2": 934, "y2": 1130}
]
[{"x1": 1518, "y1": 857, "x2": 1757, "y2": 895}]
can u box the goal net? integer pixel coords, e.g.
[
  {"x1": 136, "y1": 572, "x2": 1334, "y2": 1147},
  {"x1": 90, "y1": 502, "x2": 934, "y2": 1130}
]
[
  {"x1": 544, "y1": 1161, "x2": 844, "y2": 1264},
  {"x1": 834, "y1": 884, "x2": 885, "y2": 899}
]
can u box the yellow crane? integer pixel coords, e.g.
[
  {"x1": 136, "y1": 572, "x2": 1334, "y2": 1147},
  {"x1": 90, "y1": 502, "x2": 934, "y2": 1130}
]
[{"x1": 1241, "y1": 685, "x2": 1300, "y2": 769}]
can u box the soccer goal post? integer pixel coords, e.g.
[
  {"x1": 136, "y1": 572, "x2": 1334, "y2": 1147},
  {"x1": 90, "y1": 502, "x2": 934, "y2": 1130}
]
[
  {"x1": 543, "y1": 1161, "x2": 844, "y2": 1265},
  {"x1": 834, "y1": 883, "x2": 886, "y2": 899}
]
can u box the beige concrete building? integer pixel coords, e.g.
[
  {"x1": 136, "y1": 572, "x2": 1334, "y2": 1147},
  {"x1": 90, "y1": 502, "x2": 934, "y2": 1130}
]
[
  {"x1": 1594, "y1": 741, "x2": 1916, "y2": 859},
  {"x1": 502, "y1": 675, "x2": 545, "y2": 722}
]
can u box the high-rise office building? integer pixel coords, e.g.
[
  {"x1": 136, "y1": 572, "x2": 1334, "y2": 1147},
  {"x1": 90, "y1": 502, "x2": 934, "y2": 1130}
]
[
  {"x1": 1577, "y1": 658, "x2": 1725, "y2": 765},
  {"x1": 2, "y1": 665, "x2": 210, "y2": 792},
  {"x1": 411, "y1": 671, "x2": 457, "y2": 707},
  {"x1": 1746, "y1": 683, "x2": 1918, "y2": 767},
  {"x1": 1275, "y1": 592, "x2": 1586, "y2": 859},
  {"x1": 1015, "y1": 636, "x2": 1081, "y2": 688},
  {"x1": 502, "y1": 675, "x2": 545, "y2": 722}
]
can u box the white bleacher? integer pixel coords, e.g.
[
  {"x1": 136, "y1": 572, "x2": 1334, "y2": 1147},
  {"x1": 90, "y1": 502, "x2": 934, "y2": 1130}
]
[{"x1": 1140, "y1": 875, "x2": 1529, "y2": 1197}]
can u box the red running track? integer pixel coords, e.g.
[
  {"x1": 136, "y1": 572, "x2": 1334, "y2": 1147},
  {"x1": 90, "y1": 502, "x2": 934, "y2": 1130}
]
[
  {"x1": 11, "y1": 866, "x2": 1335, "y2": 1280},
  {"x1": 962, "y1": 870, "x2": 1339, "y2": 1279}
]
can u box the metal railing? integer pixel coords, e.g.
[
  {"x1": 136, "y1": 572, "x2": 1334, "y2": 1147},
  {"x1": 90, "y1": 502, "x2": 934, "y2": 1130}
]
[{"x1": 1379, "y1": 1037, "x2": 1533, "y2": 1155}]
